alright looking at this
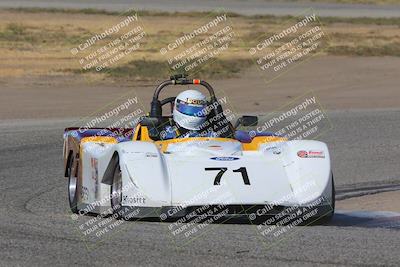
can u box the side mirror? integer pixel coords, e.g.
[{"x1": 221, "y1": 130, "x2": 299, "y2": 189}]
[{"x1": 235, "y1": 115, "x2": 258, "y2": 128}]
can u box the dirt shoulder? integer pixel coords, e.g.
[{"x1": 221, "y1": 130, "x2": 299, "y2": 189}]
[
  {"x1": 337, "y1": 190, "x2": 400, "y2": 212},
  {"x1": 1, "y1": 55, "x2": 399, "y2": 119},
  {"x1": 1, "y1": 9, "x2": 399, "y2": 119}
]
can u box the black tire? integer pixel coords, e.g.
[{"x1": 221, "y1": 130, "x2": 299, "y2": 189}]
[
  {"x1": 330, "y1": 175, "x2": 336, "y2": 213},
  {"x1": 110, "y1": 163, "x2": 141, "y2": 220},
  {"x1": 314, "y1": 173, "x2": 335, "y2": 225},
  {"x1": 325, "y1": 173, "x2": 335, "y2": 219},
  {"x1": 68, "y1": 155, "x2": 79, "y2": 214},
  {"x1": 110, "y1": 164, "x2": 125, "y2": 219}
]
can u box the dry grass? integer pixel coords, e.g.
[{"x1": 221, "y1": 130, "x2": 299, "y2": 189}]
[{"x1": 0, "y1": 8, "x2": 399, "y2": 80}]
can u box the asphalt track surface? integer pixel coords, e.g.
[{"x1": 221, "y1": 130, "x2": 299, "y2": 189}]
[
  {"x1": 1, "y1": 109, "x2": 400, "y2": 266},
  {"x1": 1, "y1": 0, "x2": 400, "y2": 18}
]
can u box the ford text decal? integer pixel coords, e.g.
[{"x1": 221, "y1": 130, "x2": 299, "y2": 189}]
[{"x1": 210, "y1": 157, "x2": 240, "y2": 161}]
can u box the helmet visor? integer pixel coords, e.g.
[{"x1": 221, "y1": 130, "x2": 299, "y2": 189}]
[{"x1": 176, "y1": 99, "x2": 206, "y2": 117}]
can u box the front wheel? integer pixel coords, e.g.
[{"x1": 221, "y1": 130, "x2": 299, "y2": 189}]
[{"x1": 314, "y1": 173, "x2": 335, "y2": 225}]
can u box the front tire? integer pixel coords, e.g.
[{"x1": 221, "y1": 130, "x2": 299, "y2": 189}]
[{"x1": 314, "y1": 173, "x2": 335, "y2": 225}]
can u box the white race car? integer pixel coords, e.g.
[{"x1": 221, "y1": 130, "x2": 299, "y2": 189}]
[{"x1": 63, "y1": 76, "x2": 335, "y2": 224}]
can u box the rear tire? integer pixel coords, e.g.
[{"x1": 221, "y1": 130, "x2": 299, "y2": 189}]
[
  {"x1": 110, "y1": 164, "x2": 124, "y2": 219},
  {"x1": 110, "y1": 163, "x2": 140, "y2": 220},
  {"x1": 68, "y1": 155, "x2": 79, "y2": 214}
]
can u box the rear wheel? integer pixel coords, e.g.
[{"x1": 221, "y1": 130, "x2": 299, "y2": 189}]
[
  {"x1": 110, "y1": 164, "x2": 124, "y2": 219},
  {"x1": 68, "y1": 155, "x2": 79, "y2": 214},
  {"x1": 110, "y1": 164, "x2": 140, "y2": 220}
]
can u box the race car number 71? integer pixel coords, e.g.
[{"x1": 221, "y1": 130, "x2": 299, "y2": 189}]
[{"x1": 205, "y1": 167, "x2": 250, "y2": 185}]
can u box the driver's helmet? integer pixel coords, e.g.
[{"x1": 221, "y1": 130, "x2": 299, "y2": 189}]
[{"x1": 173, "y1": 90, "x2": 208, "y2": 131}]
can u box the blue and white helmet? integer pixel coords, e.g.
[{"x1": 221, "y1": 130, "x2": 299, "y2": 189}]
[{"x1": 173, "y1": 90, "x2": 208, "y2": 131}]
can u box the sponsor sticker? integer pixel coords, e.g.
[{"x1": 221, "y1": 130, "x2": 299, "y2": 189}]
[
  {"x1": 145, "y1": 152, "x2": 158, "y2": 158},
  {"x1": 265, "y1": 146, "x2": 282, "y2": 155},
  {"x1": 210, "y1": 157, "x2": 240, "y2": 161},
  {"x1": 297, "y1": 150, "x2": 325, "y2": 158},
  {"x1": 122, "y1": 195, "x2": 146, "y2": 205},
  {"x1": 185, "y1": 98, "x2": 207, "y2": 105}
]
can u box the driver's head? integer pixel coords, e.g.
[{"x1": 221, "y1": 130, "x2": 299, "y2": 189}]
[{"x1": 173, "y1": 90, "x2": 207, "y2": 130}]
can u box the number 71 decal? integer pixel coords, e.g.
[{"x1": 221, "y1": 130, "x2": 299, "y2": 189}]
[{"x1": 205, "y1": 167, "x2": 250, "y2": 185}]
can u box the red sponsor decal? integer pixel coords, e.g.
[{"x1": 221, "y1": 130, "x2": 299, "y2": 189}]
[
  {"x1": 297, "y1": 150, "x2": 325, "y2": 158},
  {"x1": 297, "y1": 150, "x2": 308, "y2": 158},
  {"x1": 308, "y1": 150, "x2": 325, "y2": 158}
]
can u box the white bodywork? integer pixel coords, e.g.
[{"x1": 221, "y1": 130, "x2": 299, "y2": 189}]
[{"x1": 76, "y1": 138, "x2": 333, "y2": 217}]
